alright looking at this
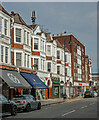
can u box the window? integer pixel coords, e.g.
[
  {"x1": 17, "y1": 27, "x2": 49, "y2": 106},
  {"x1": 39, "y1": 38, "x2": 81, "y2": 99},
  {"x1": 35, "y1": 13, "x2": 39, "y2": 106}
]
[
  {"x1": 27, "y1": 55, "x2": 29, "y2": 67},
  {"x1": 0, "y1": 17, "x2": 2, "y2": 33},
  {"x1": 16, "y1": 53, "x2": 21, "y2": 67},
  {"x1": 41, "y1": 40, "x2": 42, "y2": 51},
  {"x1": 5, "y1": 47, "x2": 8, "y2": 63},
  {"x1": 24, "y1": 30, "x2": 26, "y2": 44},
  {"x1": 65, "y1": 68, "x2": 67, "y2": 76},
  {"x1": 57, "y1": 51, "x2": 60, "y2": 59},
  {"x1": 41, "y1": 59, "x2": 42, "y2": 70},
  {"x1": 34, "y1": 38, "x2": 39, "y2": 50},
  {"x1": 34, "y1": 58, "x2": 38, "y2": 70},
  {"x1": 16, "y1": 28, "x2": 21, "y2": 42},
  {"x1": 4, "y1": 19, "x2": 7, "y2": 35},
  {"x1": 47, "y1": 62, "x2": 51, "y2": 72},
  {"x1": 65, "y1": 55, "x2": 67, "y2": 62},
  {"x1": 1, "y1": 46, "x2": 3, "y2": 62},
  {"x1": 43, "y1": 41, "x2": 44, "y2": 51},
  {"x1": 27, "y1": 32, "x2": 29, "y2": 45},
  {"x1": 24, "y1": 54, "x2": 26, "y2": 67},
  {"x1": 47, "y1": 45, "x2": 51, "y2": 55},
  {"x1": 57, "y1": 66, "x2": 60, "y2": 74},
  {"x1": 43, "y1": 60, "x2": 44, "y2": 71}
]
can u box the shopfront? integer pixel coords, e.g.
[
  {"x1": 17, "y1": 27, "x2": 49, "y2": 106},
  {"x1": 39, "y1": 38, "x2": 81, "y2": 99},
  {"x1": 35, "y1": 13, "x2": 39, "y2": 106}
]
[
  {"x1": 20, "y1": 72, "x2": 48, "y2": 100},
  {"x1": 52, "y1": 78, "x2": 60, "y2": 98},
  {"x1": 0, "y1": 69, "x2": 31, "y2": 99}
]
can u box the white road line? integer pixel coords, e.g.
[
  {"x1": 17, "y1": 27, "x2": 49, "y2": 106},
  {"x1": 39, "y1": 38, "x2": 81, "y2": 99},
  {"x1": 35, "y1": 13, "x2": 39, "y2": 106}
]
[
  {"x1": 80, "y1": 106, "x2": 87, "y2": 109},
  {"x1": 62, "y1": 110, "x2": 76, "y2": 116}
]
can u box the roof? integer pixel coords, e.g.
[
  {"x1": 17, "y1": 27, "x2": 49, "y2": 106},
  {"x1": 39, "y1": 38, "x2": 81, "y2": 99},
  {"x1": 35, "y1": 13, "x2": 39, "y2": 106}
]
[
  {"x1": 29, "y1": 24, "x2": 38, "y2": 29},
  {"x1": 0, "y1": 4, "x2": 11, "y2": 17},
  {"x1": 53, "y1": 35, "x2": 85, "y2": 48},
  {"x1": 11, "y1": 13, "x2": 31, "y2": 29}
]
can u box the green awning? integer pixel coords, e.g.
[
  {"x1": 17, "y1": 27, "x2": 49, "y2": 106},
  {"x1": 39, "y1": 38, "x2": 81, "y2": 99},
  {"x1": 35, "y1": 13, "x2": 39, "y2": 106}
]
[{"x1": 53, "y1": 82, "x2": 60, "y2": 84}]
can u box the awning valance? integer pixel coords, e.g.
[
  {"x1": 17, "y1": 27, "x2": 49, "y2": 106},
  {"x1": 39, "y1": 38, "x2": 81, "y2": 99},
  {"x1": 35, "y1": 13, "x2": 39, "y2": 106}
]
[
  {"x1": 20, "y1": 72, "x2": 48, "y2": 89},
  {"x1": 0, "y1": 69, "x2": 31, "y2": 89}
]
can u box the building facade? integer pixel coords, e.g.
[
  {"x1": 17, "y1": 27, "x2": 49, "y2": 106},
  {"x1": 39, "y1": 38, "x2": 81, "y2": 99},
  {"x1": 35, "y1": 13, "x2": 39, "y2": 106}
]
[{"x1": 53, "y1": 34, "x2": 89, "y2": 96}]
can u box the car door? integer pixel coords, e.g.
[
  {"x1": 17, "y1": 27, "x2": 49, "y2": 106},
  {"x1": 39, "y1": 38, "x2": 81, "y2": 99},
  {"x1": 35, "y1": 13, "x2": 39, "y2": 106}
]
[{"x1": 29, "y1": 96, "x2": 37, "y2": 110}]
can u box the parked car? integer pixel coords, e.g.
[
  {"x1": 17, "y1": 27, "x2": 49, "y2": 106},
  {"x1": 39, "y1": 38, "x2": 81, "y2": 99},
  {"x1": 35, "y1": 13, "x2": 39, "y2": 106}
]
[
  {"x1": 96, "y1": 92, "x2": 99, "y2": 97},
  {"x1": 12, "y1": 95, "x2": 41, "y2": 112},
  {"x1": 0, "y1": 94, "x2": 17, "y2": 116},
  {"x1": 93, "y1": 91, "x2": 98, "y2": 97},
  {"x1": 84, "y1": 91, "x2": 94, "y2": 98}
]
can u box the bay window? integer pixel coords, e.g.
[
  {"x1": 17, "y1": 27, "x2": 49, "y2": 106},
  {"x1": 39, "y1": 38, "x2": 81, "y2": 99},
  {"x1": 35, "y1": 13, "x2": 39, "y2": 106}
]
[
  {"x1": 4, "y1": 19, "x2": 7, "y2": 35},
  {"x1": 34, "y1": 38, "x2": 39, "y2": 50},
  {"x1": 16, "y1": 28, "x2": 21, "y2": 42},
  {"x1": 57, "y1": 66, "x2": 60, "y2": 74},
  {"x1": 5, "y1": 47, "x2": 8, "y2": 63},
  {"x1": 47, "y1": 62, "x2": 51, "y2": 72},
  {"x1": 57, "y1": 50, "x2": 60, "y2": 59},
  {"x1": 16, "y1": 53, "x2": 22, "y2": 67}
]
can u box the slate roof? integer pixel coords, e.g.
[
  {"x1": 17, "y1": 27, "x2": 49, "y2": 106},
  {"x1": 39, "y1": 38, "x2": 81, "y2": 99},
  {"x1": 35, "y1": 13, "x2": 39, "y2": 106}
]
[{"x1": 0, "y1": 4, "x2": 11, "y2": 17}]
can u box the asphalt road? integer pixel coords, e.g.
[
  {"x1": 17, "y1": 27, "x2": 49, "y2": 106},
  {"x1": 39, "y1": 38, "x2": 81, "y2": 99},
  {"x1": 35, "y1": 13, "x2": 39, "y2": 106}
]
[{"x1": 3, "y1": 97, "x2": 98, "y2": 119}]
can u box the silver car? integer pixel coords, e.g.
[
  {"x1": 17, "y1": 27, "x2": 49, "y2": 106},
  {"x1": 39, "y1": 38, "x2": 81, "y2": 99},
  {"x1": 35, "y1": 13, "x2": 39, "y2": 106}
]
[{"x1": 12, "y1": 95, "x2": 41, "y2": 112}]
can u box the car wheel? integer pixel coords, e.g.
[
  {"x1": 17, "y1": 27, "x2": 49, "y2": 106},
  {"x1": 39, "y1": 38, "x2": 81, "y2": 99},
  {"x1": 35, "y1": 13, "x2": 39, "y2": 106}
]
[
  {"x1": 25, "y1": 104, "x2": 31, "y2": 112},
  {"x1": 37, "y1": 102, "x2": 41, "y2": 110},
  {"x1": 11, "y1": 105, "x2": 17, "y2": 116}
]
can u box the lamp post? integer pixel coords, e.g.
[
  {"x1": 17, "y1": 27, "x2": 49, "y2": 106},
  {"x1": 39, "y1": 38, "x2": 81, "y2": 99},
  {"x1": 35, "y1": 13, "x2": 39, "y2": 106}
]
[{"x1": 64, "y1": 38, "x2": 67, "y2": 97}]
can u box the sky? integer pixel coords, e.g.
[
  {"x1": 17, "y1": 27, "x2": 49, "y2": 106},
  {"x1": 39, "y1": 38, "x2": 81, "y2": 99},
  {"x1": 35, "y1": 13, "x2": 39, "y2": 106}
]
[{"x1": 1, "y1": 2, "x2": 97, "y2": 72}]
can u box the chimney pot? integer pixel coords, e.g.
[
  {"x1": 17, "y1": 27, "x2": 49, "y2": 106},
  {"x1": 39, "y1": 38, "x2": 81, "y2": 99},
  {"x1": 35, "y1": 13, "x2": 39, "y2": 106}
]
[{"x1": 11, "y1": 11, "x2": 14, "y2": 15}]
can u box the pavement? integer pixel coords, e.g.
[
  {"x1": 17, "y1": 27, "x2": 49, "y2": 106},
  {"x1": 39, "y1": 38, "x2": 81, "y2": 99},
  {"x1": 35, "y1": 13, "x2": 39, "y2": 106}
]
[{"x1": 41, "y1": 96, "x2": 84, "y2": 106}]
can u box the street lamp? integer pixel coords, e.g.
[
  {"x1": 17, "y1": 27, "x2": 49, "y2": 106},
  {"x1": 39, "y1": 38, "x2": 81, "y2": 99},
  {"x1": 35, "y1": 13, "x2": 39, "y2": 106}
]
[{"x1": 64, "y1": 38, "x2": 67, "y2": 97}]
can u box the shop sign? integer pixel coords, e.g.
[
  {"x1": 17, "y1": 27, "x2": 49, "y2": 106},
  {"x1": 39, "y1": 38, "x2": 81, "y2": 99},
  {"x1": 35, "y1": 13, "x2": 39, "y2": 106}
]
[
  {"x1": 7, "y1": 73, "x2": 20, "y2": 84},
  {"x1": 79, "y1": 83, "x2": 82, "y2": 86}
]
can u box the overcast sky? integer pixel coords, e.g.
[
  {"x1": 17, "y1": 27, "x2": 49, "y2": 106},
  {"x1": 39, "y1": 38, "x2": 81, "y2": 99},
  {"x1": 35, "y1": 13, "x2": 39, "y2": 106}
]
[{"x1": 2, "y1": 2, "x2": 97, "y2": 72}]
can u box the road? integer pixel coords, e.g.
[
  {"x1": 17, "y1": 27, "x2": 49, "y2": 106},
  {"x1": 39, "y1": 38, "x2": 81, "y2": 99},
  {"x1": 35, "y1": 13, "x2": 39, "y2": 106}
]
[{"x1": 3, "y1": 97, "x2": 98, "y2": 119}]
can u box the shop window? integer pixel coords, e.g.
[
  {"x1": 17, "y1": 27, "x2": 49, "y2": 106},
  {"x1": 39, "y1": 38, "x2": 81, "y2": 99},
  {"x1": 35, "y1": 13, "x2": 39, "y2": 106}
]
[
  {"x1": 16, "y1": 28, "x2": 21, "y2": 42},
  {"x1": 16, "y1": 53, "x2": 22, "y2": 67},
  {"x1": 34, "y1": 38, "x2": 39, "y2": 50}
]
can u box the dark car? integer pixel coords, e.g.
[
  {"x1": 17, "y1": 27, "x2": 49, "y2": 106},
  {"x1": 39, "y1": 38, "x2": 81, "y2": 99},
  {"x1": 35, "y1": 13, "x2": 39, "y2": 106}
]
[
  {"x1": 12, "y1": 95, "x2": 41, "y2": 112},
  {"x1": 84, "y1": 91, "x2": 94, "y2": 98},
  {"x1": 0, "y1": 94, "x2": 17, "y2": 116}
]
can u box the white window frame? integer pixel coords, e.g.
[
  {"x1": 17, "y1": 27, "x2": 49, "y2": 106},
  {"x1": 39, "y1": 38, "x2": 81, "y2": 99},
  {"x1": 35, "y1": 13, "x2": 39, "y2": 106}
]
[{"x1": 16, "y1": 28, "x2": 21, "y2": 43}]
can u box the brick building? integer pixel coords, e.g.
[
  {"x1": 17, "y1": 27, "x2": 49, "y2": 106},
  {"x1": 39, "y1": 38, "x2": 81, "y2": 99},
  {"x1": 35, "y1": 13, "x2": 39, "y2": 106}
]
[
  {"x1": 53, "y1": 34, "x2": 89, "y2": 96},
  {"x1": 92, "y1": 73, "x2": 99, "y2": 91}
]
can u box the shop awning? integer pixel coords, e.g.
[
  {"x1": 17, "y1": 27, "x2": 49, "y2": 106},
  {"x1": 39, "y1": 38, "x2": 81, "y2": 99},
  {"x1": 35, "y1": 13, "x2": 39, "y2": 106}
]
[
  {"x1": 20, "y1": 72, "x2": 48, "y2": 89},
  {"x1": 0, "y1": 69, "x2": 31, "y2": 89}
]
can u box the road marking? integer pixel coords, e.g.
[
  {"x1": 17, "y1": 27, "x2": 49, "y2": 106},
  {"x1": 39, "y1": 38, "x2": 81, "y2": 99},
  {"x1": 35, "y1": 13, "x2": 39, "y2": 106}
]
[
  {"x1": 90, "y1": 103, "x2": 95, "y2": 105},
  {"x1": 62, "y1": 110, "x2": 76, "y2": 116},
  {"x1": 80, "y1": 106, "x2": 87, "y2": 109}
]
